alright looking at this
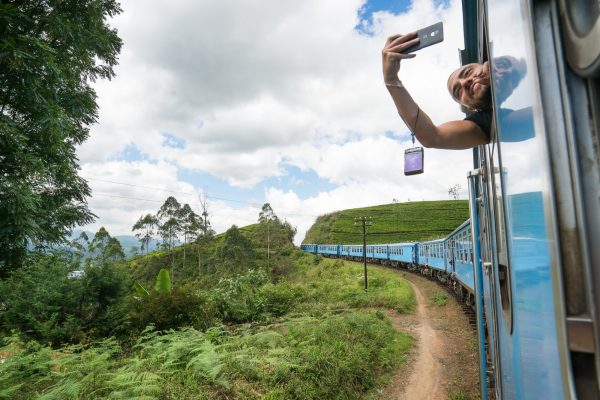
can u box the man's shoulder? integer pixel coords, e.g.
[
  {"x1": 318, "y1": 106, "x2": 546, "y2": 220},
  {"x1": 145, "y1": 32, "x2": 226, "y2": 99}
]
[{"x1": 464, "y1": 109, "x2": 492, "y2": 137}]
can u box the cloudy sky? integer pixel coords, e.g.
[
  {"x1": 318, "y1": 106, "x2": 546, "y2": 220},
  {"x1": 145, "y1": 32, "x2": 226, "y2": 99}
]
[{"x1": 78, "y1": 0, "x2": 471, "y2": 244}]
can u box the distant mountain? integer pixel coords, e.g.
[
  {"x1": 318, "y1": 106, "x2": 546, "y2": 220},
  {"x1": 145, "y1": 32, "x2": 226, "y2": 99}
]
[{"x1": 69, "y1": 229, "x2": 162, "y2": 257}]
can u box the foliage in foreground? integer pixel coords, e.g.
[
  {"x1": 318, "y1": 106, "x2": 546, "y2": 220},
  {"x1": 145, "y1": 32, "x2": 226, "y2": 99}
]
[
  {"x1": 0, "y1": 0, "x2": 123, "y2": 275},
  {"x1": 0, "y1": 253, "x2": 131, "y2": 346},
  {"x1": 0, "y1": 252, "x2": 417, "y2": 399},
  {"x1": 0, "y1": 312, "x2": 412, "y2": 400}
]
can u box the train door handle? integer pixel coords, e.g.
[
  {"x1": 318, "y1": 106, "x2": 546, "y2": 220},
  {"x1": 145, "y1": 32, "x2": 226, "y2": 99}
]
[{"x1": 483, "y1": 262, "x2": 493, "y2": 275}]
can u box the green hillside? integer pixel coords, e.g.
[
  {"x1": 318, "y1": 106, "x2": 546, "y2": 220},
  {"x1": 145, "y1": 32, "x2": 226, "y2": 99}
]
[{"x1": 303, "y1": 200, "x2": 469, "y2": 245}]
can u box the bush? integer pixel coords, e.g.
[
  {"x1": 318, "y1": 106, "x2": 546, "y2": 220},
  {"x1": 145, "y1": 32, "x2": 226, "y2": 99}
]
[
  {"x1": 131, "y1": 290, "x2": 216, "y2": 331},
  {"x1": 260, "y1": 282, "x2": 308, "y2": 317},
  {"x1": 431, "y1": 292, "x2": 448, "y2": 306},
  {"x1": 0, "y1": 253, "x2": 131, "y2": 346},
  {"x1": 211, "y1": 269, "x2": 269, "y2": 323},
  {"x1": 269, "y1": 256, "x2": 296, "y2": 282},
  {"x1": 214, "y1": 226, "x2": 256, "y2": 273}
]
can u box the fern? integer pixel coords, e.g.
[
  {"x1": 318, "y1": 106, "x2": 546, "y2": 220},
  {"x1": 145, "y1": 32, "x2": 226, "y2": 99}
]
[
  {"x1": 100, "y1": 361, "x2": 162, "y2": 399},
  {"x1": 133, "y1": 327, "x2": 229, "y2": 388},
  {"x1": 0, "y1": 335, "x2": 52, "y2": 400}
]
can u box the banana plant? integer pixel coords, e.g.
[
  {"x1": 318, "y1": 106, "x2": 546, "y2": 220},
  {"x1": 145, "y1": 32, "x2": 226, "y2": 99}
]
[
  {"x1": 133, "y1": 268, "x2": 171, "y2": 299},
  {"x1": 154, "y1": 268, "x2": 171, "y2": 294}
]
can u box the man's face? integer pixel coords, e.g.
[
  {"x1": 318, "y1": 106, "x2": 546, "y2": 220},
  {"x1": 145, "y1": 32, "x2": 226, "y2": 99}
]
[
  {"x1": 447, "y1": 61, "x2": 491, "y2": 110},
  {"x1": 492, "y1": 56, "x2": 526, "y2": 103}
]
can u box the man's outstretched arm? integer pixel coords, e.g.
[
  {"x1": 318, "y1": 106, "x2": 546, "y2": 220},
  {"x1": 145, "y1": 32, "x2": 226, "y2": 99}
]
[{"x1": 382, "y1": 33, "x2": 488, "y2": 149}]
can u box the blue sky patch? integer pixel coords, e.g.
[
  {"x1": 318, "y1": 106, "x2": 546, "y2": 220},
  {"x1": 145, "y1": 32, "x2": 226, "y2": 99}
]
[
  {"x1": 434, "y1": 0, "x2": 451, "y2": 8},
  {"x1": 176, "y1": 165, "x2": 337, "y2": 216},
  {"x1": 176, "y1": 168, "x2": 266, "y2": 210},
  {"x1": 384, "y1": 130, "x2": 400, "y2": 139},
  {"x1": 355, "y1": 0, "x2": 412, "y2": 35},
  {"x1": 161, "y1": 132, "x2": 186, "y2": 149},
  {"x1": 263, "y1": 165, "x2": 337, "y2": 199},
  {"x1": 111, "y1": 143, "x2": 154, "y2": 163}
]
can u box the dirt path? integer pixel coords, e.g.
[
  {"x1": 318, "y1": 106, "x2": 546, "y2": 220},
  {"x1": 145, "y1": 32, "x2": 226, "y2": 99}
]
[{"x1": 376, "y1": 269, "x2": 479, "y2": 400}]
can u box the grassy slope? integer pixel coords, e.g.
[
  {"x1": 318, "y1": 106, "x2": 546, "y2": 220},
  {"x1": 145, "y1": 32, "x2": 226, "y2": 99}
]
[{"x1": 303, "y1": 200, "x2": 469, "y2": 244}]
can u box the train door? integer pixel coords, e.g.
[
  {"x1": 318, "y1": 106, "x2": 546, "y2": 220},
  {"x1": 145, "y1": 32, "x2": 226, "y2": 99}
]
[
  {"x1": 473, "y1": 142, "x2": 503, "y2": 400},
  {"x1": 447, "y1": 238, "x2": 456, "y2": 275}
]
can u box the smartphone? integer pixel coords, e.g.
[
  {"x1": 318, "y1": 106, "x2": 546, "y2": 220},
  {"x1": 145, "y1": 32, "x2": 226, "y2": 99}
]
[
  {"x1": 402, "y1": 22, "x2": 444, "y2": 54},
  {"x1": 404, "y1": 147, "x2": 424, "y2": 175}
]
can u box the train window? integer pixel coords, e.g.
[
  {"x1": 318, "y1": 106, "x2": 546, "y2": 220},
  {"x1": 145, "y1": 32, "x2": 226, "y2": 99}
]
[
  {"x1": 464, "y1": 232, "x2": 468, "y2": 262},
  {"x1": 464, "y1": 231, "x2": 468, "y2": 254},
  {"x1": 468, "y1": 232, "x2": 473, "y2": 263},
  {"x1": 487, "y1": 120, "x2": 514, "y2": 333},
  {"x1": 463, "y1": 232, "x2": 467, "y2": 262}
]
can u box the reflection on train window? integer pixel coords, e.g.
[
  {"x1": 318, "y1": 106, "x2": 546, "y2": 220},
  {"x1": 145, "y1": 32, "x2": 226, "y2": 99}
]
[{"x1": 489, "y1": 115, "x2": 514, "y2": 333}]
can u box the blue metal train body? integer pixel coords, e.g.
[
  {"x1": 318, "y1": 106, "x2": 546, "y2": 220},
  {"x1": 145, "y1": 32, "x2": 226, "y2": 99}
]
[{"x1": 303, "y1": 1, "x2": 600, "y2": 399}]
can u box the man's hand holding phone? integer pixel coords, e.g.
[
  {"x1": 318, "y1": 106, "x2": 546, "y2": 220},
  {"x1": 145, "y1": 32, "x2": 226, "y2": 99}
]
[
  {"x1": 382, "y1": 32, "x2": 419, "y2": 84},
  {"x1": 382, "y1": 22, "x2": 444, "y2": 84}
]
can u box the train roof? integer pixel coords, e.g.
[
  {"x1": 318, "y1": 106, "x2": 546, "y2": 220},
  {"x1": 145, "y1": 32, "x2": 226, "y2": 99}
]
[{"x1": 446, "y1": 219, "x2": 471, "y2": 238}]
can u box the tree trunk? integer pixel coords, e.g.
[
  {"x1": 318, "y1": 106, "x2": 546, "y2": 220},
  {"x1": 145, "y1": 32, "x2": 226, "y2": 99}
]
[{"x1": 183, "y1": 233, "x2": 187, "y2": 271}]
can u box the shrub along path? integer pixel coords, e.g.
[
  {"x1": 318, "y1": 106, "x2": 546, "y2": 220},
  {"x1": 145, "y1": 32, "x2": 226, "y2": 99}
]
[{"x1": 375, "y1": 268, "x2": 480, "y2": 400}]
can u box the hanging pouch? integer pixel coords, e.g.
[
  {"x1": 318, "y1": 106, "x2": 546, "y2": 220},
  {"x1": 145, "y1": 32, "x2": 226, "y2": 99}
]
[{"x1": 404, "y1": 147, "x2": 424, "y2": 175}]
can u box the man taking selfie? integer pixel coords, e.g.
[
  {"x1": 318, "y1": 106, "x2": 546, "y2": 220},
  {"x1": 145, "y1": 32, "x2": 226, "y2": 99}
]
[{"x1": 382, "y1": 32, "x2": 491, "y2": 149}]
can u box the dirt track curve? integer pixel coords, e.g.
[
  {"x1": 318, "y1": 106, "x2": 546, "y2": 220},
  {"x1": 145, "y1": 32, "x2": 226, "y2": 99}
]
[{"x1": 375, "y1": 268, "x2": 479, "y2": 400}]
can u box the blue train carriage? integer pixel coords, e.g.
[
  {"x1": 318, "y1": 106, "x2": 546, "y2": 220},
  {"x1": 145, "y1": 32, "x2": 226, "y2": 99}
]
[
  {"x1": 463, "y1": 0, "x2": 600, "y2": 398},
  {"x1": 366, "y1": 244, "x2": 389, "y2": 263},
  {"x1": 417, "y1": 238, "x2": 447, "y2": 277},
  {"x1": 347, "y1": 245, "x2": 363, "y2": 260},
  {"x1": 317, "y1": 244, "x2": 339, "y2": 257},
  {"x1": 300, "y1": 244, "x2": 317, "y2": 253},
  {"x1": 339, "y1": 244, "x2": 351, "y2": 258},
  {"x1": 388, "y1": 242, "x2": 416, "y2": 268},
  {"x1": 445, "y1": 220, "x2": 475, "y2": 298}
]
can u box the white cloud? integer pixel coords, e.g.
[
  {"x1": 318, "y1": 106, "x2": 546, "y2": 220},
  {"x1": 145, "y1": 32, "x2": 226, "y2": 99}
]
[{"x1": 78, "y1": 0, "x2": 474, "y2": 244}]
